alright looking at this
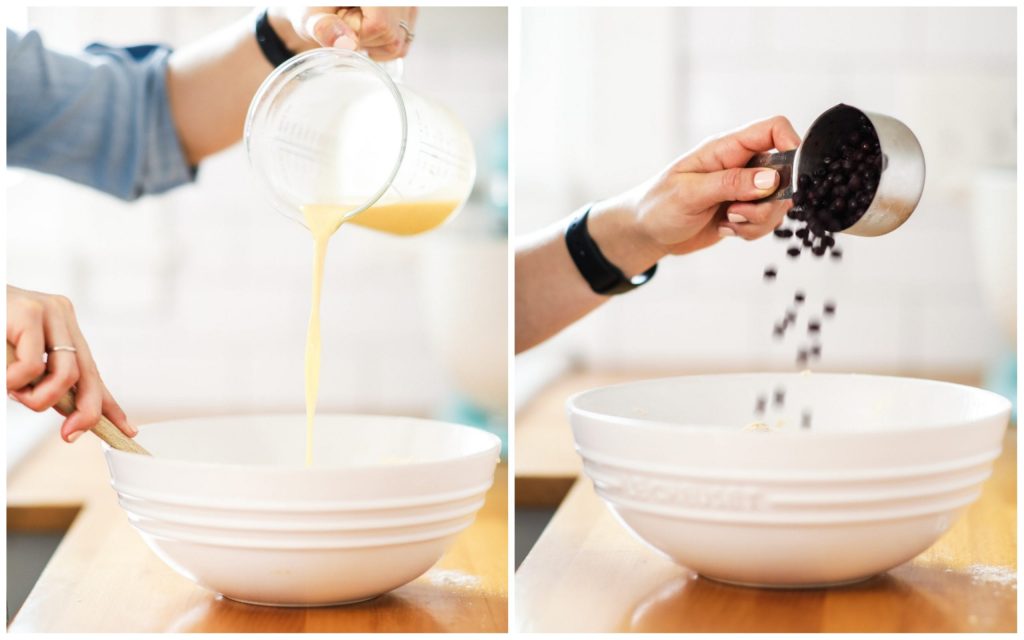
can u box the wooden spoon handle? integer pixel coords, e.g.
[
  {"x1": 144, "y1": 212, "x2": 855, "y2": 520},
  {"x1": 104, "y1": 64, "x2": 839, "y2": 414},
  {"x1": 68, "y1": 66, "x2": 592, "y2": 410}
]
[{"x1": 7, "y1": 342, "x2": 150, "y2": 455}]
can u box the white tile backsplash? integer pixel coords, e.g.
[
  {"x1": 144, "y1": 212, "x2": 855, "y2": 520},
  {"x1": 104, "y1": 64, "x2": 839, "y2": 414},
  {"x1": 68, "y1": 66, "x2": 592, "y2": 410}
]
[
  {"x1": 517, "y1": 6, "x2": 1014, "y2": 376},
  {"x1": 9, "y1": 8, "x2": 508, "y2": 417},
  {"x1": 764, "y1": 8, "x2": 912, "y2": 59},
  {"x1": 920, "y1": 7, "x2": 1017, "y2": 66}
]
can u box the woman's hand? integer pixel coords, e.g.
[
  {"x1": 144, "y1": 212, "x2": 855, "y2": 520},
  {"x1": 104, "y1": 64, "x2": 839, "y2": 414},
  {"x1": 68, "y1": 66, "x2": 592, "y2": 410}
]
[
  {"x1": 587, "y1": 115, "x2": 802, "y2": 276},
  {"x1": 515, "y1": 115, "x2": 802, "y2": 353},
  {"x1": 6, "y1": 285, "x2": 136, "y2": 443},
  {"x1": 270, "y1": 7, "x2": 418, "y2": 60}
]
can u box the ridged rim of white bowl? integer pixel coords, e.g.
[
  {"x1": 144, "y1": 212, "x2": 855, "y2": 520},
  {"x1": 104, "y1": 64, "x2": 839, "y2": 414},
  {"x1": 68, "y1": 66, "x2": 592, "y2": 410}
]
[
  {"x1": 755, "y1": 470, "x2": 991, "y2": 507},
  {"x1": 567, "y1": 373, "x2": 1012, "y2": 438},
  {"x1": 104, "y1": 414, "x2": 502, "y2": 473},
  {"x1": 577, "y1": 445, "x2": 1002, "y2": 482},
  {"x1": 582, "y1": 461, "x2": 994, "y2": 506},
  {"x1": 109, "y1": 479, "x2": 494, "y2": 512},
  {"x1": 128, "y1": 511, "x2": 477, "y2": 546},
  {"x1": 118, "y1": 496, "x2": 486, "y2": 532},
  {"x1": 131, "y1": 517, "x2": 472, "y2": 550},
  {"x1": 598, "y1": 486, "x2": 979, "y2": 525}
]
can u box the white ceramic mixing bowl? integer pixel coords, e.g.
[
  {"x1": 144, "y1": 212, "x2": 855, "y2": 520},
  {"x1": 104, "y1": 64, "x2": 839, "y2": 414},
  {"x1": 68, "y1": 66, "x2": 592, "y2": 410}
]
[
  {"x1": 568, "y1": 373, "x2": 1010, "y2": 588},
  {"x1": 104, "y1": 414, "x2": 501, "y2": 606}
]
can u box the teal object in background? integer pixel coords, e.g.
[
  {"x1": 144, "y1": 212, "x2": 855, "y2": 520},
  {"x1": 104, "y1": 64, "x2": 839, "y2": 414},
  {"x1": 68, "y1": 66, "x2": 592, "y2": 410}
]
[
  {"x1": 439, "y1": 394, "x2": 508, "y2": 459},
  {"x1": 432, "y1": 116, "x2": 509, "y2": 456},
  {"x1": 985, "y1": 351, "x2": 1016, "y2": 423},
  {"x1": 488, "y1": 118, "x2": 508, "y2": 225}
]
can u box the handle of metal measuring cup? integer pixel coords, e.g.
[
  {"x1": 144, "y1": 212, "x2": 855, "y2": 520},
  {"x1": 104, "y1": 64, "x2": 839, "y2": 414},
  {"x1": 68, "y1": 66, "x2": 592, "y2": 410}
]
[{"x1": 746, "y1": 149, "x2": 796, "y2": 202}]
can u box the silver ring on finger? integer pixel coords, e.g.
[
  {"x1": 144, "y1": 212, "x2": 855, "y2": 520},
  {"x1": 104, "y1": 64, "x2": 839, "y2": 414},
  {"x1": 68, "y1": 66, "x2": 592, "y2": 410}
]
[
  {"x1": 398, "y1": 20, "x2": 414, "y2": 42},
  {"x1": 48, "y1": 345, "x2": 77, "y2": 353}
]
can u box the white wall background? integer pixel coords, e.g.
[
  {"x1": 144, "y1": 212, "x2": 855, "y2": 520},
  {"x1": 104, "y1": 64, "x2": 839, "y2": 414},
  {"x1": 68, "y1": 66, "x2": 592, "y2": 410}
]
[
  {"x1": 7, "y1": 7, "x2": 508, "y2": 425},
  {"x1": 516, "y1": 7, "x2": 1015, "y2": 381}
]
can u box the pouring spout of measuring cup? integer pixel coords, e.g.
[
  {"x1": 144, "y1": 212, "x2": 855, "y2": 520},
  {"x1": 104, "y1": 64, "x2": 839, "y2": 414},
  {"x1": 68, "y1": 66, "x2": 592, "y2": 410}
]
[{"x1": 745, "y1": 104, "x2": 925, "y2": 237}]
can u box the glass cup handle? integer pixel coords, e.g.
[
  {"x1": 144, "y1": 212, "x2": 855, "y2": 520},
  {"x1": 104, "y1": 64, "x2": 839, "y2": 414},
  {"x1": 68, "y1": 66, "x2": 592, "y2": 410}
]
[{"x1": 375, "y1": 57, "x2": 404, "y2": 82}]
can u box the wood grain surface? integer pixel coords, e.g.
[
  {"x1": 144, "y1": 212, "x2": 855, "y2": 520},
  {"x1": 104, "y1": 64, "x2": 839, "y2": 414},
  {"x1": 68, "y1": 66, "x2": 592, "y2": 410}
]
[
  {"x1": 515, "y1": 429, "x2": 1016, "y2": 633},
  {"x1": 7, "y1": 429, "x2": 508, "y2": 633},
  {"x1": 515, "y1": 371, "x2": 643, "y2": 507}
]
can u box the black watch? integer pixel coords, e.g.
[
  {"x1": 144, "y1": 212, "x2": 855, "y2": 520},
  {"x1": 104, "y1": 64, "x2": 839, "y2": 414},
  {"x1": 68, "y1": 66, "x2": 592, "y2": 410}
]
[
  {"x1": 255, "y1": 8, "x2": 297, "y2": 67},
  {"x1": 565, "y1": 206, "x2": 658, "y2": 295}
]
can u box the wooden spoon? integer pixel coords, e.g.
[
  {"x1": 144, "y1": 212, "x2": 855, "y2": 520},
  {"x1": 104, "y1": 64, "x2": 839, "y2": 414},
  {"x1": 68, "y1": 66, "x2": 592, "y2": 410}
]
[{"x1": 7, "y1": 342, "x2": 150, "y2": 455}]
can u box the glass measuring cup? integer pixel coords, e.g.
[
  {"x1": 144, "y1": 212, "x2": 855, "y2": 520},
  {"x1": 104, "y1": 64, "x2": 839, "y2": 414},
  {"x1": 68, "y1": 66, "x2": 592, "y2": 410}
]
[{"x1": 244, "y1": 48, "x2": 476, "y2": 234}]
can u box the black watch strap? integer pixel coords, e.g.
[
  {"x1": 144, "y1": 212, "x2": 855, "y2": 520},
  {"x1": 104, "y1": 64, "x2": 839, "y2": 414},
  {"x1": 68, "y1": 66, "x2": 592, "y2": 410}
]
[
  {"x1": 255, "y1": 8, "x2": 297, "y2": 68},
  {"x1": 565, "y1": 206, "x2": 658, "y2": 295}
]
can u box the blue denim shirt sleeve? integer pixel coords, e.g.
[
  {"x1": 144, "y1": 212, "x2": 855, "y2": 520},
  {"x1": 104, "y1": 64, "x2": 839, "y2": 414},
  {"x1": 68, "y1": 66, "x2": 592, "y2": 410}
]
[{"x1": 6, "y1": 28, "x2": 196, "y2": 201}]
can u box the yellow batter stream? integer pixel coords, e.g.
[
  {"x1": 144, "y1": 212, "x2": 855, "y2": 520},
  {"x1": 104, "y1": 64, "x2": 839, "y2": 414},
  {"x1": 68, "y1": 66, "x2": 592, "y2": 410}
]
[{"x1": 300, "y1": 201, "x2": 460, "y2": 466}]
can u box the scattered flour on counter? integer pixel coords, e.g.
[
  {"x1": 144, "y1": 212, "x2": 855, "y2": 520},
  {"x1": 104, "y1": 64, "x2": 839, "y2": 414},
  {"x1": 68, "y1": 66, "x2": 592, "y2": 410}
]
[
  {"x1": 966, "y1": 565, "x2": 1017, "y2": 588},
  {"x1": 742, "y1": 420, "x2": 787, "y2": 433}
]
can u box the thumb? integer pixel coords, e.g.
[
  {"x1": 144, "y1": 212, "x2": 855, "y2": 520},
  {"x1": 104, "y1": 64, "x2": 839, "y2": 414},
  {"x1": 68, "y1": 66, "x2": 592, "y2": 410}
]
[
  {"x1": 300, "y1": 9, "x2": 359, "y2": 49},
  {"x1": 682, "y1": 167, "x2": 780, "y2": 211}
]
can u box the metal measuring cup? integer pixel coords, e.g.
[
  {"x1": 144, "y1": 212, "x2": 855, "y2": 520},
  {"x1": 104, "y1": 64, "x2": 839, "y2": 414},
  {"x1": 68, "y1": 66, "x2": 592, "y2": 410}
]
[{"x1": 748, "y1": 103, "x2": 926, "y2": 236}]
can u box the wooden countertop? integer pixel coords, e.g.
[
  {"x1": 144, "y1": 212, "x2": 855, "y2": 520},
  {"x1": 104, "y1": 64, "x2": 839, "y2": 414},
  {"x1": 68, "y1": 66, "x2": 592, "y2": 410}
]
[
  {"x1": 515, "y1": 429, "x2": 1016, "y2": 633},
  {"x1": 7, "y1": 428, "x2": 508, "y2": 633},
  {"x1": 515, "y1": 371, "x2": 641, "y2": 507}
]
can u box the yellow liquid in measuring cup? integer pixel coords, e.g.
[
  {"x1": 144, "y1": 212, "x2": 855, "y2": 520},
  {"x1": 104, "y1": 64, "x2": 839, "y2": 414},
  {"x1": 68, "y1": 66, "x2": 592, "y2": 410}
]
[{"x1": 300, "y1": 201, "x2": 460, "y2": 467}]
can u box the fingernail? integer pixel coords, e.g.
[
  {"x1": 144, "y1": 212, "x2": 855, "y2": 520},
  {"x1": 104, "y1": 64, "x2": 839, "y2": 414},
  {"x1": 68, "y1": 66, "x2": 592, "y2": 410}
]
[
  {"x1": 754, "y1": 170, "x2": 777, "y2": 189},
  {"x1": 718, "y1": 226, "x2": 736, "y2": 237},
  {"x1": 727, "y1": 212, "x2": 748, "y2": 223},
  {"x1": 333, "y1": 35, "x2": 357, "y2": 50},
  {"x1": 127, "y1": 424, "x2": 139, "y2": 437},
  {"x1": 67, "y1": 430, "x2": 83, "y2": 443},
  {"x1": 326, "y1": 18, "x2": 352, "y2": 42}
]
